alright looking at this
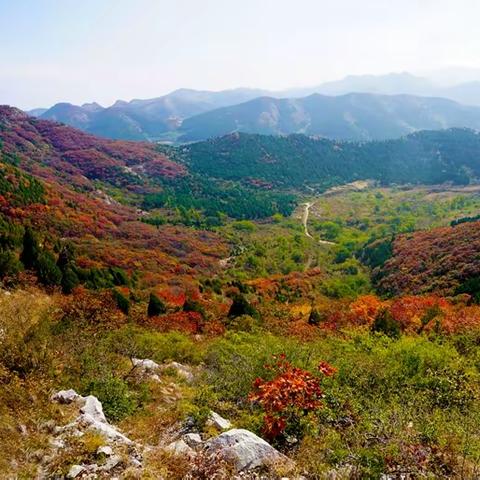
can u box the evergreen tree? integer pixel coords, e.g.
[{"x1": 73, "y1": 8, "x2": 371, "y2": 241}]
[
  {"x1": 228, "y1": 293, "x2": 257, "y2": 318},
  {"x1": 0, "y1": 250, "x2": 21, "y2": 279},
  {"x1": 61, "y1": 267, "x2": 80, "y2": 294},
  {"x1": 147, "y1": 293, "x2": 167, "y2": 317},
  {"x1": 113, "y1": 289, "x2": 130, "y2": 315},
  {"x1": 36, "y1": 251, "x2": 62, "y2": 286},
  {"x1": 20, "y1": 227, "x2": 39, "y2": 270}
]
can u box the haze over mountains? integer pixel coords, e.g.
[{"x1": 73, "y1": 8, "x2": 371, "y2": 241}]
[{"x1": 27, "y1": 71, "x2": 480, "y2": 143}]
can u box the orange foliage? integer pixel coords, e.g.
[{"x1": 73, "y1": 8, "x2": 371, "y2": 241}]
[
  {"x1": 148, "y1": 311, "x2": 203, "y2": 334},
  {"x1": 348, "y1": 294, "x2": 384, "y2": 326},
  {"x1": 249, "y1": 354, "x2": 335, "y2": 439}
]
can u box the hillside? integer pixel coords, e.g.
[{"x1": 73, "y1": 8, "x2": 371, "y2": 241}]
[
  {"x1": 184, "y1": 128, "x2": 480, "y2": 188},
  {"x1": 374, "y1": 220, "x2": 480, "y2": 296},
  {"x1": 179, "y1": 92, "x2": 480, "y2": 141}
]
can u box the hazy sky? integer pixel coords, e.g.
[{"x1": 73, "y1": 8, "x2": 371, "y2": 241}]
[{"x1": 2, "y1": 0, "x2": 480, "y2": 109}]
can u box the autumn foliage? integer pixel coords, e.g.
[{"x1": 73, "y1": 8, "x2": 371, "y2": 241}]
[{"x1": 249, "y1": 354, "x2": 336, "y2": 439}]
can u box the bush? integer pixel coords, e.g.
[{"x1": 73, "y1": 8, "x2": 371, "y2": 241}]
[
  {"x1": 36, "y1": 251, "x2": 62, "y2": 286},
  {"x1": 84, "y1": 377, "x2": 136, "y2": 421},
  {"x1": 0, "y1": 250, "x2": 21, "y2": 279},
  {"x1": 61, "y1": 267, "x2": 79, "y2": 294},
  {"x1": 372, "y1": 308, "x2": 401, "y2": 338}
]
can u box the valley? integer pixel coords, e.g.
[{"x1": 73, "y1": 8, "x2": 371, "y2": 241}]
[{"x1": 1, "y1": 108, "x2": 480, "y2": 478}]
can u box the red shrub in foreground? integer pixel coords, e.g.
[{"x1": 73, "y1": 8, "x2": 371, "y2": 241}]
[{"x1": 249, "y1": 354, "x2": 336, "y2": 439}]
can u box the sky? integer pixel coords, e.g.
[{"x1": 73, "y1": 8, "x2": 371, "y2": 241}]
[{"x1": 2, "y1": 0, "x2": 480, "y2": 109}]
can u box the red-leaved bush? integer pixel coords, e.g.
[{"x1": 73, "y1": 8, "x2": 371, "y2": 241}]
[{"x1": 249, "y1": 354, "x2": 336, "y2": 440}]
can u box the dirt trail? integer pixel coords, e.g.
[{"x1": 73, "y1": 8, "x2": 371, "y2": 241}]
[
  {"x1": 302, "y1": 202, "x2": 314, "y2": 238},
  {"x1": 301, "y1": 201, "x2": 336, "y2": 245}
]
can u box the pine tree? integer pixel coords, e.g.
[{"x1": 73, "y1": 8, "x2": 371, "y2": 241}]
[
  {"x1": 36, "y1": 251, "x2": 62, "y2": 286},
  {"x1": 147, "y1": 293, "x2": 166, "y2": 317},
  {"x1": 20, "y1": 227, "x2": 39, "y2": 270}
]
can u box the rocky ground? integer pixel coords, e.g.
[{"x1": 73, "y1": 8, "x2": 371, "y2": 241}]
[{"x1": 43, "y1": 359, "x2": 298, "y2": 479}]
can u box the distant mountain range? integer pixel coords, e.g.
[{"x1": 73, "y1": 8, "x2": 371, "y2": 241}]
[
  {"x1": 32, "y1": 88, "x2": 269, "y2": 141},
  {"x1": 27, "y1": 72, "x2": 480, "y2": 142},
  {"x1": 178, "y1": 93, "x2": 480, "y2": 142}
]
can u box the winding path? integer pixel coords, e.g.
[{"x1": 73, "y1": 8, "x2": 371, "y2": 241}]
[{"x1": 301, "y1": 201, "x2": 336, "y2": 245}]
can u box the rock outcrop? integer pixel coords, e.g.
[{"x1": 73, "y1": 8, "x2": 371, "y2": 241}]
[{"x1": 206, "y1": 428, "x2": 289, "y2": 472}]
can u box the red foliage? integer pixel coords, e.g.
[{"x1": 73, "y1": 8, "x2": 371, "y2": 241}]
[
  {"x1": 148, "y1": 311, "x2": 203, "y2": 334},
  {"x1": 377, "y1": 221, "x2": 480, "y2": 296},
  {"x1": 249, "y1": 355, "x2": 334, "y2": 439}
]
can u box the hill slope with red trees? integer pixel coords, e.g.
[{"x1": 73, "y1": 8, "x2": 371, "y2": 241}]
[
  {"x1": 0, "y1": 106, "x2": 226, "y2": 288},
  {"x1": 376, "y1": 220, "x2": 480, "y2": 296},
  {"x1": 0, "y1": 106, "x2": 185, "y2": 194}
]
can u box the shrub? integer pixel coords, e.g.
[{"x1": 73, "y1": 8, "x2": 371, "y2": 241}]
[
  {"x1": 84, "y1": 376, "x2": 136, "y2": 421},
  {"x1": 183, "y1": 298, "x2": 205, "y2": 317},
  {"x1": 60, "y1": 267, "x2": 79, "y2": 294},
  {"x1": 372, "y1": 308, "x2": 401, "y2": 338},
  {"x1": 0, "y1": 250, "x2": 21, "y2": 279},
  {"x1": 249, "y1": 354, "x2": 336, "y2": 440}
]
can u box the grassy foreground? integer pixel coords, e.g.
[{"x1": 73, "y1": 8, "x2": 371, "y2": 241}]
[{"x1": 1, "y1": 289, "x2": 479, "y2": 478}]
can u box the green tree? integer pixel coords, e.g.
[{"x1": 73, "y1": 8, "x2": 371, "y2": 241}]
[
  {"x1": 147, "y1": 293, "x2": 166, "y2": 317},
  {"x1": 20, "y1": 227, "x2": 39, "y2": 270},
  {"x1": 0, "y1": 250, "x2": 21, "y2": 279},
  {"x1": 113, "y1": 289, "x2": 130, "y2": 315},
  {"x1": 36, "y1": 251, "x2": 62, "y2": 286}
]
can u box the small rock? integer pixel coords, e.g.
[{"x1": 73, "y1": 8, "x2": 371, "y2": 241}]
[
  {"x1": 165, "y1": 439, "x2": 196, "y2": 457},
  {"x1": 49, "y1": 437, "x2": 65, "y2": 449},
  {"x1": 80, "y1": 395, "x2": 107, "y2": 423},
  {"x1": 183, "y1": 432, "x2": 203, "y2": 448},
  {"x1": 132, "y1": 358, "x2": 160, "y2": 371},
  {"x1": 102, "y1": 454, "x2": 122, "y2": 471},
  {"x1": 207, "y1": 411, "x2": 232, "y2": 430},
  {"x1": 79, "y1": 415, "x2": 132, "y2": 444},
  {"x1": 17, "y1": 423, "x2": 28, "y2": 436},
  {"x1": 130, "y1": 458, "x2": 142, "y2": 468},
  {"x1": 67, "y1": 464, "x2": 85, "y2": 478},
  {"x1": 51, "y1": 389, "x2": 81, "y2": 404},
  {"x1": 97, "y1": 445, "x2": 113, "y2": 456},
  {"x1": 163, "y1": 361, "x2": 194, "y2": 382},
  {"x1": 206, "y1": 428, "x2": 289, "y2": 472}
]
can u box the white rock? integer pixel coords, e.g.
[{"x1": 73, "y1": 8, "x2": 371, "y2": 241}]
[
  {"x1": 207, "y1": 428, "x2": 288, "y2": 472},
  {"x1": 130, "y1": 458, "x2": 142, "y2": 468},
  {"x1": 49, "y1": 437, "x2": 66, "y2": 449},
  {"x1": 183, "y1": 432, "x2": 203, "y2": 448},
  {"x1": 51, "y1": 389, "x2": 81, "y2": 404},
  {"x1": 97, "y1": 445, "x2": 113, "y2": 456},
  {"x1": 165, "y1": 439, "x2": 196, "y2": 457},
  {"x1": 79, "y1": 414, "x2": 133, "y2": 444},
  {"x1": 80, "y1": 395, "x2": 107, "y2": 423},
  {"x1": 101, "y1": 454, "x2": 122, "y2": 471},
  {"x1": 164, "y1": 361, "x2": 194, "y2": 382},
  {"x1": 207, "y1": 411, "x2": 232, "y2": 430},
  {"x1": 67, "y1": 464, "x2": 85, "y2": 478},
  {"x1": 132, "y1": 358, "x2": 160, "y2": 371}
]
